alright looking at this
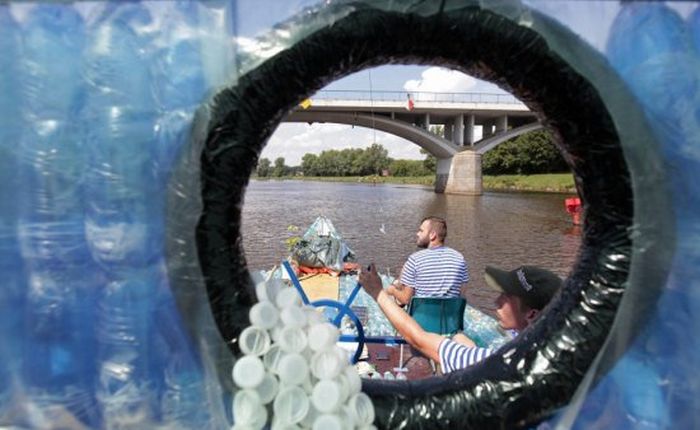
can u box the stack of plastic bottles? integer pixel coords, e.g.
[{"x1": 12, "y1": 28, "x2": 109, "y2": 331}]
[{"x1": 232, "y1": 277, "x2": 377, "y2": 429}]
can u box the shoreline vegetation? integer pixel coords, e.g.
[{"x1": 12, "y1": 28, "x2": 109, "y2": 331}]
[{"x1": 252, "y1": 173, "x2": 577, "y2": 194}]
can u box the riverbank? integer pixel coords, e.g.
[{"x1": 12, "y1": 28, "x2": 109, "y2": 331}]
[{"x1": 252, "y1": 173, "x2": 576, "y2": 193}]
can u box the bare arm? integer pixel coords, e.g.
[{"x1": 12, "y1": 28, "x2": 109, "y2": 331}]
[
  {"x1": 387, "y1": 281, "x2": 415, "y2": 306},
  {"x1": 360, "y1": 264, "x2": 443, "y2": 362}
]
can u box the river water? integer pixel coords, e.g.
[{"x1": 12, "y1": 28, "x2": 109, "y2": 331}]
[{"x1": 242, "y1": 180, "x2": 581, "y2": 312}]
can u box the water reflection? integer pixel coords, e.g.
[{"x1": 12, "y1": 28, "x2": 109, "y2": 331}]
[{"x1": 242, "y1": 180, "x2": 580, "y2": 312}]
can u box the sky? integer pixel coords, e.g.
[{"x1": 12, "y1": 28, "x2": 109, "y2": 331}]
[{"x1": 238, "y1": 0, "x2": 699, "y2": 166}]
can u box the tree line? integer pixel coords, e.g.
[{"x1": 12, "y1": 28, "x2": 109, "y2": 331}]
[{"x1": 255, "y1": 130, "x2": 568, "y2": 178}]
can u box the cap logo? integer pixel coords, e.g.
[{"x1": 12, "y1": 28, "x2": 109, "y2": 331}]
[{"x1": 517, "y1": 268, "x2": 533, "y2": 292}]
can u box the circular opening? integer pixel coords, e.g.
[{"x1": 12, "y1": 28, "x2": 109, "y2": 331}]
[{"x1": 190, "y1": 3, "x2": 668, "y2": 428}]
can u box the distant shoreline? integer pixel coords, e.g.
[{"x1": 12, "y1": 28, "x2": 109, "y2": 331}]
[{"x1": 251, "y1": 173, "x2": 577, "y2": 194}]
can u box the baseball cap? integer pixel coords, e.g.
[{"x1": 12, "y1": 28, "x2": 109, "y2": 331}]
[{"x1": 484, "y1": 265, "x2": 562, "y2": 310}]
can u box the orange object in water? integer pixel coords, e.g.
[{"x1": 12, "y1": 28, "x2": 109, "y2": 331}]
[{"x1": 565, "y1": 197, "x2": 582, "y2": 225}]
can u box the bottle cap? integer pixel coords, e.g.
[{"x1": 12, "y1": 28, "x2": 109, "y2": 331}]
[
  {"x1": 280, "y1": 306, "x2": 307, "y2": 328},
  {"x1": 307, "y1": 323, "x2": 339, "y2": 352},
  {"x1": 311, "y1": 380, "x2": 342, "y2": 413},
  {"x1": 263, "y1": 345, "x2": 286, "y2": 375},
  {"x1": 232, "y1": 356, "x2": 265, "y2": 388},
  {"x1": 239, "y1": 326, "x2": 271, "y2": 356},
  {"x1": 232, "y1": 389, "x2": 264, "y2": 426},
  {"x1": 273, "y1": 386, "x2": 310, "y2": 424},
  {"x1": 348, "y1": 392, "x2": 375, "y2": 426},
  {"x1": 343, "y1": 367, "x2": 362, "y2": 395},
  {"x1": 312, "y1": 414, "x2": 344, "y2": 430},
  {"x1": 256, "y1": 278, "x2": 284, "y2": 303},
  {"x1": 254, "y1": 373, "x2": 279, "y2": 404},
  {"x1": 276, "y1": 287, "x2": 302, "y2": 309},
  {"x1": 278, "y1": 326, "x2": 307, "y2": 353},
  {"x1": 277, "y1": 353, "x2": 309, "y2": 386},
  {"x1": 249, "y1": 301, "x2": 279, "y2": 329},
  {"x1": 311, "y1": 350, "x2": 343, "y2": 380}
]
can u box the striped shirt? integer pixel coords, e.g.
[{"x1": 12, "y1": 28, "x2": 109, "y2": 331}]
[
  {"x1": 438, "y1": 338, "x2": 494, "y2": 373},
  {"x1": 400, "y1": 246, "x2": 469, "y2": 298}
]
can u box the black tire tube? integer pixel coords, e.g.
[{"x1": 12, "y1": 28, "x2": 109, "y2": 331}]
[{"x1": 194, "y1": 3, "x2": 672, "y2": 428}]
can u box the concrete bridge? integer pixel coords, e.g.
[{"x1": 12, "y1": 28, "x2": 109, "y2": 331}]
[{"x1": 283, "y1": 90, "x2": 542, "y2": 194}]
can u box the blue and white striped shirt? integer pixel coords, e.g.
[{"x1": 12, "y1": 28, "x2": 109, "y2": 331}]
[
  {"x1": 400, "y1": 246, "x2": 469, "y2": 298},
  {"x1": 438, "y1": 338, "x2": 494, "y2": 373}
]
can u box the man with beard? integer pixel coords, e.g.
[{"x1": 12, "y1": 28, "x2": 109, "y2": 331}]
[{"x1": 387, "y1": 216, "x2": 469, "y2": 306}]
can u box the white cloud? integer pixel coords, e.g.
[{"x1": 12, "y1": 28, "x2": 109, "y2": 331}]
[
  {"x1": 404, "y1": 67, "x2": 478, "y2": 93},
  {"x1": 263, "y1": 123, "x2": 424, "y2": 166}
]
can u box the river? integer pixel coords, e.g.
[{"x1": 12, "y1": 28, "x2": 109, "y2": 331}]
[{"x1": 242, "y1": 180, "x2": 581, "y2": 313}]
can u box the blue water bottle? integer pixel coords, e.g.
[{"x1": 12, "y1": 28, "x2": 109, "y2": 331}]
[
  {"x1": 0, "y1": 5, "x2": 26, "y2": 419},
  {"x1": 16, "y1": 5, "x2": 100, "y2": 427}
]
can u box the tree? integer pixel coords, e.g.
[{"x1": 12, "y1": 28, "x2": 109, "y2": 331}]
[
  {"x1": 272, "y1": 157, "x2": 288, "y2": 177},
  {"x1": 256, "y1": 157, "x2": 271, "y2": 177},
  {"x1": 420, "y1": 148, "x2": 436, "y2": 174},
  {"x1": 482, "y1": 130, "x2": 568, "y2": 175},
  {"x1": 301, "y1": 153, "x2": 319, "y2": 176}
]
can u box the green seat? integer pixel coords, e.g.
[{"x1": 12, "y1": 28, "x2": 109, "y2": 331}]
[{"x1": 408, "y1": 297, "x2": 467, "y2": 336}]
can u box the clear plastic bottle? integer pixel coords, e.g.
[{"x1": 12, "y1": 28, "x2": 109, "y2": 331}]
[
  {"x1": 16, "y1": 5, "x2": 99, "y2": 427},
  {"x1": 0, "y1": 5, "x2": 25, "y2": 418}
]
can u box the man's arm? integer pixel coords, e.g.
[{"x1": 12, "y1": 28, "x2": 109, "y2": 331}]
[
  {"x1": 360, "y1": 264, "x2": 442, "y2": 362},
  {"x1": 387, "y1": 281, "x2": 415, "y2": 306}
]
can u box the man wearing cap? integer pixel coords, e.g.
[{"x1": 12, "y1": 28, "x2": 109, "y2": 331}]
[{"x1": 359, "y1": 264, "x2": 562, "y2": 373}]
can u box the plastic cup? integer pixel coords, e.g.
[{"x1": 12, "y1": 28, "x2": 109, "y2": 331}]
[
  {"x1": 239, "y1": 326, "x2": 271, "y2": 356},
  {"x1": 276, "y1": 287, "x2": 302, "y2": 309},
  {"x1": 280, "y1": 306, "x2": 307, "y2": 328},
  {"x1": 232, "y1": 356, "x2": 265, "y2": 388},
  {"x1": 232, "y1": 389, "x2": 264, "y2": 426},
  {"x1": 277, "y1": 353, "x2": 309, "y2": 386},
  {"x1": 311, "y1": 380, "x2": 342, "y2": 413},
  {"x1": 263, "y1": 345, "x2": 286, "y2": 374},
  {"x1": 249, "y1": 301, "x2": 279, "y2": 329},
  {"x1": 307, "y1": 323, "x2": 339, "y2": 352},
  {"x1": 348, "y1": 392, "x2": 375, "y2": 426},
  {"x1": 311, "y1": 350, "x2": 343, "y2": 380},
  {"x1": 273, "y1": 386, "x2": 310, "y2": 425},
  {"x1": 313, "y1": 414, "x2": 344, "y2": 430},
  {"x1": 254, "y1": 373, "x2": 279, "y2": 404},
  {"x1": 278, "y1": 326, "x2": 307, "y2": 353}
]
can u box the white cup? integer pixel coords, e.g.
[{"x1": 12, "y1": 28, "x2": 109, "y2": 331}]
[
  {"x1": 276, "y1": 287, "x2": 302, "y2": 309},
  {"x1": 280, "y1": 306, "x2": 307, "y2": 328},
  {"x1": 239, "y1": 326, "x2": 271, "y2": 356},
  {"x1": 311, "y1": 380, "x2": 342, "y2": 413},
  {"x1": 307, "y1": 323, "x2": 339, "y2": 352},
  {"x1": 277, "y1": 353, "x2": 309, "y2": 386},
  {"x1": 249, "y1": 301, "x2": 279, "y2": 330},
  {"x1": 254, "y1": 373, "x2": 279, "y2": 404},
  {"x1": 348, "y1": 392, "x2": 375, "y2": 426},
  {"x1": 312, "y1": 414, "x2": 344, "y2": 430},
  {"x1": 273, "y1": 386, "x2": 310, "y2": 425},
  {"x1": 311, "y1": 350, "x2": 343, "y2": 380},
  {"x1": 232, "y1": 356, "x2": 265, "y2": 388},
  {"x1": 278, "y1": 326, "x2": 308, "y2": 353}
]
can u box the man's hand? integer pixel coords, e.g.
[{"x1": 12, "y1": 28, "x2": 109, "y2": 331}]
[{"x1": 359, "y1": 263, "x2": 383, "y2": 301}]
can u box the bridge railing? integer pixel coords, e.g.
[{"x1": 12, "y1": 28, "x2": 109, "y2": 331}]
[{"x1": 312, "y1": 90, "x2": 523, "y2": 105}]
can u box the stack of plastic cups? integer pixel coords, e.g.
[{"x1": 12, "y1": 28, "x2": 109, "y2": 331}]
[{"x1": 231, "y1": 278, "x2": 376, "y2": 429}]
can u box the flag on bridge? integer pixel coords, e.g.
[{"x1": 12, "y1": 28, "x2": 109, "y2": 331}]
[{"x1": 406, "y1": 93, "x2": 415, "y2": 111}]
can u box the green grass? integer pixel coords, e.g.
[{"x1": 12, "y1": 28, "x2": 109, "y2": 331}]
[
  {"x1": 482, "y1": 173, "x2": 575, "y2": 193},
  {"x1": 253, "y1": 173, "x2": 576, "y2": 193}
]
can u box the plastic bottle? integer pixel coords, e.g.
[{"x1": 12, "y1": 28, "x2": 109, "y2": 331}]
[
  {"x1": 0, "y1": 5, "x2": 25, "y2": 418},
  {"x1": 83, "y1": 3, "x2": 162, "y2": 273},
  {"x1": 16, "y1": 5, "x2": 100, "y2": 427}
]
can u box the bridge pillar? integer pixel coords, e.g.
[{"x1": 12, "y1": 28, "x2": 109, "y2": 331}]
[
  {"x1": 434, "y1": 157, "x2": 453, "y2": 193},
  {"x1": 465, "y1": 114, "x2": 475, "y2": 145},
  {"x1": 496, "y1": 115, "x2": 508, "y2": 133},
  {"x1": 454, "y1": 114, "x2": 464, "y2": 146},
  {"x1": 444, "y1": 151, "x2": 482, "y2": 195}
]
